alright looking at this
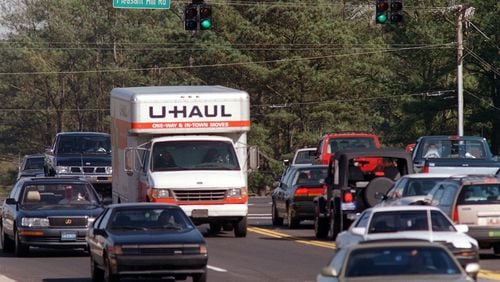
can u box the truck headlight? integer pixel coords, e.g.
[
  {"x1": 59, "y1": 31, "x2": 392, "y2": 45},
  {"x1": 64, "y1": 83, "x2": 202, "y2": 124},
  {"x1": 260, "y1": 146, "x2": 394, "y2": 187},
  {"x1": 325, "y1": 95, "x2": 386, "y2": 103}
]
[
  {"x1": 105, "y1": 167, "x2": 113, "y2": 174},
  {"x1": 55, "y1": 166, "x2": 70, "y2": 174},
  {"x1": 21, "y1": 217, "x2": 49, "y2": 227},
  {"x1": 152, "y1": 189, "x2": 171, "y2": 199},
  {"x1": 226, "y1": 188, "x2": 244, "y2": 198}
]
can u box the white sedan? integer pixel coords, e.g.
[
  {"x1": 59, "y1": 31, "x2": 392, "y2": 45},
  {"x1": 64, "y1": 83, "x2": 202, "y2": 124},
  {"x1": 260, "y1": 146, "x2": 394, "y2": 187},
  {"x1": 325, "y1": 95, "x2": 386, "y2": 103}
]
[{"x1": 335, "y1": 205, "x2": 479, "y2": 272}]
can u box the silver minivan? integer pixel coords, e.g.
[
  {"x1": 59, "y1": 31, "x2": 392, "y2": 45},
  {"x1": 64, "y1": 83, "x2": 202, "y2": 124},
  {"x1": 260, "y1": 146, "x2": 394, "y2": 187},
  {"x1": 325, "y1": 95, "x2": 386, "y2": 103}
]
[{"x1": 425, "y1": 175, "x2": 500, "y2": 254}]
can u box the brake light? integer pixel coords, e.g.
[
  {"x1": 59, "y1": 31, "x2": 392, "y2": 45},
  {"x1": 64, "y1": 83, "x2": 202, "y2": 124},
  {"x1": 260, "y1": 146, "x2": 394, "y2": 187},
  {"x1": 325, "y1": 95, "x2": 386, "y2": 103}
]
[
  {"x1": 422, "y1": 165, "x2": 429, "y2": 173},
  {"x1": 294, "y1": 187, "x2": 325, "y2": 197},
  {"x1": 374, "y1": 171, "x2": 385, "y2": 176},
  {"x1": 343, "y1": 192, "x2": 353, "y2": 203},
  {"x1": 453, "y1": 206, "x2": 460, "y2": 223}
]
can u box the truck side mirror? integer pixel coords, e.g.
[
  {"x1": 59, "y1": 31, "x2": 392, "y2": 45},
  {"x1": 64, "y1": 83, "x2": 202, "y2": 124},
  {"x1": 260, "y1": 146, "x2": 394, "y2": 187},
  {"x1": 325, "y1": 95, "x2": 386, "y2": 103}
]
[
  {"x1": 248, "y1": 146, "x2": 259, "y2": 170},
  {"x1": 124, "y1": 147, "x2": 135, "y2": 175},
  {"x1": 45, "y1": 147, "x2": 53, "y2": 154}
]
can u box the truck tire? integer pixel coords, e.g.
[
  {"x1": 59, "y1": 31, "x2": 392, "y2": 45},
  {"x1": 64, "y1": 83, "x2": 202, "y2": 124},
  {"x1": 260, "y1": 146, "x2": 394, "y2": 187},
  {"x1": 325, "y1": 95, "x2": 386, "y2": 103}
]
[
  {"x1": 364, "y1": 177, "x2": 395, "y2": 207},
  {"x1": 234, "y1": 217, "x2": 247, "y2": 238},
  {"x1": 314, "y1": 206, "x2": 329, "y2": 239},
  {"x1": 329, "y1": 198, "x2": 342, "y2": 240}
]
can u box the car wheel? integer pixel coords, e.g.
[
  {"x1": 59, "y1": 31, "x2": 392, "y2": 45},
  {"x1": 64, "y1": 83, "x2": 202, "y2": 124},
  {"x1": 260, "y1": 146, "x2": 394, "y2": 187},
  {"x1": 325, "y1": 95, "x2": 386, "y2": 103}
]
[
  {"x1": 314, "y1": 207, "x2": 329, "y2": 239},
  {"x1": 104, "y1": 257, "x2": 119, "y2": 282},
  {"x1": 192, "y1": 268, "x2": 207, "y2": 282},
  {"x1": 14, "y1": 230, "x2": 29, "y2": 257},
  {"x1": 233, "y1": 217, "x2": 247, "y2": 238},
  {"x1": 287, "y1": 208, "x2": 300, "y2": 229},
  {"x1": 91, "y1": 256, "x2": 104, "y2": 282},
  {"x1": 1, "y1": 224, "x2": 14, "y2": 253},
  {"x1": 271, "y1": 202, "x2": 283, "y2": 226}
]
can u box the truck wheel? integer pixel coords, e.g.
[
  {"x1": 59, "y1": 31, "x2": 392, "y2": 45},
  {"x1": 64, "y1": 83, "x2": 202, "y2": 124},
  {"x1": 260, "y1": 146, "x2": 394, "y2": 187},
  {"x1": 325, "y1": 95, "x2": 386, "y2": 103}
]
[
  {"x1": 272, "y1": 202, "x2": 283, "y2": 226},
  {"x1": 314, "y1": 213, "x2": 329, "y2": 239},
  {"x1": 287, "y1": 208, "x2": 300, "y2": 229},
  {"x1": 233, "y1": 217, "x2": 247, "y2": 238},
  {"x1": 364, "y1": 177, "x2": 395, "y2": 207}
]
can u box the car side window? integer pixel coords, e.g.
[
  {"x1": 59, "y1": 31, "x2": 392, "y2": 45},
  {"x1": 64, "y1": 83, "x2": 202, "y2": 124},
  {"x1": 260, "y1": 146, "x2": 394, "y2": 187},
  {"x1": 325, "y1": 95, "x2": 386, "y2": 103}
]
[
  {"x1": 431, "y1": 210, "x2": 455, "y2": 232},
  {"x1": 355, "y1": 211, "x2": 371, "y2": 228},
  {"x1": 388, "y1": 178, "x2": 407, "y2": 199},
  {"x1": 97, "y1": 208, "x2": 112, "y2": 229},
  {"x1": 431, "y1": 184, "x2": 446, "y2": 205}
]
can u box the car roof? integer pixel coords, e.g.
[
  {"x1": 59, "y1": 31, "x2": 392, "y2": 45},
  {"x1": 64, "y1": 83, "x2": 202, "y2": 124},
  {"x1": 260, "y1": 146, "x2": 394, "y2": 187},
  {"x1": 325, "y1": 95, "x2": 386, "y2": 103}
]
[
  {"x1": 349, "y1": 239, "x2": 450, "y2": 249},
  {"x1": 323, "y1": 132, "x2": 378, "y2": 137},
  {"x1": 23, "y1": 154, "x2": 45, "y2": 158},
  {"x1": 288, "y1": 164, "x2": 328, "y2": 170},
  {"x1": 56, "y1": 131, "x2": 110, "y2": 136},
  {"x1": 19, "y1": 176, "x2": 89, "y2": 184},
  {"x1": 107, "y1": 202, "x2": 181, "y2": 209},
  {"x1": 295, "y1": 147, "x2": 316, "y2": 152},
  {"x1": 448, "y1": 174, "x2": 500, "y2": 185},
  {"x1": 366, "y1": 205, "x2": 441, "y2": 213},
  {"x1": 399, "y1": 173, "x2": 456, "y2": 179}
]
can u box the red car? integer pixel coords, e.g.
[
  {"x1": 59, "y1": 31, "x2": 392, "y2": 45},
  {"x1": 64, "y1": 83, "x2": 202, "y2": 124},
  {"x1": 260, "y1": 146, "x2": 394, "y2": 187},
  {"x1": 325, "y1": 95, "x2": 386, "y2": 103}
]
[{"x1": 313, "y1": 132, "x2": 381, "y2": 172}]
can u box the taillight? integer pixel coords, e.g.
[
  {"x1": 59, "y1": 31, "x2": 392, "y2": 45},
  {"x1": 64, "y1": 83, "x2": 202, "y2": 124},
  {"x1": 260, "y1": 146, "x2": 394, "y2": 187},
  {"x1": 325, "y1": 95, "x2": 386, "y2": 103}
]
[
  {"x1": 374, "y1": 171, "x2": 385, "y2": 177},
  {"x1": 453, "y1": 206, "x2": 460, "y2": 223},
  {"x1": 343, "y1": 192, "x2": 353, "y2": 203},
  {"x1": 422, "y1": 165, "x2": 429, "y2": 173},
  {"x1": 294, "y1": 187, "x2": 324, "y2": 197}
]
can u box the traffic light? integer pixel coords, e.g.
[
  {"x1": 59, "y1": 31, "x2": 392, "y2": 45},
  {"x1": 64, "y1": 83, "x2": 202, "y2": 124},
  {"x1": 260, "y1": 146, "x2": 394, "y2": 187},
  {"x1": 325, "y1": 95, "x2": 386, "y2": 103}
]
[
  {"x1": 199, "y1": 4, "x2": 213, "y2": 30},
  {"x1": 375, "y1": 0, "x2": 389, "y2": 24},
  {"x1": 184, "y1": 4, "x2": 198, "y2": 31},
  {"x1": 390, "y1": 0, "x2": 403, "y2": 23}
]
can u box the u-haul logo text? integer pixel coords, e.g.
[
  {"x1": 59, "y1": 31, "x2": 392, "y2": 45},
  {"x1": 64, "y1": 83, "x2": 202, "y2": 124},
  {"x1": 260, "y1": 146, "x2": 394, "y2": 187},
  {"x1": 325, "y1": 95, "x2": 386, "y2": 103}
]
[{"x1": 149, "y1": 105, "x2": 232, "y2": 119}]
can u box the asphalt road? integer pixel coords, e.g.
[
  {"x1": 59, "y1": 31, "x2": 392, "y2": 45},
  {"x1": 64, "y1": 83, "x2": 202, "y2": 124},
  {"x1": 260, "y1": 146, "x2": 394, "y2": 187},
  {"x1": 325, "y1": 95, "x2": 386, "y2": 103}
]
[{"x1": 0, "y1": 196, "x2": 499, "y2": 281}]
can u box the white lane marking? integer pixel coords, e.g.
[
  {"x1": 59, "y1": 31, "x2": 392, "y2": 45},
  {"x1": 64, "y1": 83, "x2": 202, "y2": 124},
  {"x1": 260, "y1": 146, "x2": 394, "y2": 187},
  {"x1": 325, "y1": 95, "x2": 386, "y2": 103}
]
[
  {"x1": 208, "y1": 265, "x2": 228, "y2": 272},
  {"x1": 0, "y1": 275, "x2": 16, "y2": 282}
]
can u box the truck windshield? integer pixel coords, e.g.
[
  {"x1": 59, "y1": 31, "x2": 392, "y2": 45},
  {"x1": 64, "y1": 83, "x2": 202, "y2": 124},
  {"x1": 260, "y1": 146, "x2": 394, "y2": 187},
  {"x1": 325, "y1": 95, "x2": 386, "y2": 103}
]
[
  {"x1": 151, "y1": 140, "x2": 240, "y2": 172},
  {"x1": 328, "y1": 138, "x2": 376, "y2": 153},
  {"x1": 420, "y1": 140, "x2": 486, "y2": 159},
  {"x1": 57, "y1": 135, "x2": 111, "y2": 154}
]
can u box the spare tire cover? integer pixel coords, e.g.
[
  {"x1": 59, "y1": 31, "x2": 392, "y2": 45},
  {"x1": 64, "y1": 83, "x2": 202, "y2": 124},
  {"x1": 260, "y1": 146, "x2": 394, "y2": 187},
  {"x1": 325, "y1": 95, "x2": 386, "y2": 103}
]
[{"x1": 364, "y1": 177, "x2": 395, "y2": 207}]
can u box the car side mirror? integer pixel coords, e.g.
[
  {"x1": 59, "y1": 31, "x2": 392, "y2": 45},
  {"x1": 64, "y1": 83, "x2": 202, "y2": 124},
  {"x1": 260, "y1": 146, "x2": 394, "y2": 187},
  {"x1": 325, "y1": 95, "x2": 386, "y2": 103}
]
[
  {"x1": 455, "y1": 224, "x2": 469, "y2": 233},
  {"x1": 320, "y1": 266, "x2": 338, "y2": 277},
  {"x1": 5, "y1": 198, "x2": 17, "y2": 205},
  {"x1": 283, "y1": 159, "x2": 290, "y2": 167},
  {"x1": 351, "y1": 227, "x2": 366, "y2": 236},
  {"x1": 464, "y1": 263, "x2": 480, "y2": 277}
]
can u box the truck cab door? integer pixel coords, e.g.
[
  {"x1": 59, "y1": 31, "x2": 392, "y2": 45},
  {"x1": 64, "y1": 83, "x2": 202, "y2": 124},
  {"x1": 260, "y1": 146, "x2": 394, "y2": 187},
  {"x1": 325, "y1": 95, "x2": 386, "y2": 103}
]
[{"x1": 138, "y1": 142, "x2": 151, "y2": 201}]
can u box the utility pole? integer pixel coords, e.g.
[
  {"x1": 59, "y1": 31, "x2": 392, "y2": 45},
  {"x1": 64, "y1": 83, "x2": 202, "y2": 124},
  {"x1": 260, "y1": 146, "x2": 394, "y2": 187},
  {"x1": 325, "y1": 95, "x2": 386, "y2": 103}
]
[
  {"x1": 455, "y1": 5, "x2": 475, "y2": 136},
  {"x1": 456, "y1": 5, "x2": 464, "y2": 136}
]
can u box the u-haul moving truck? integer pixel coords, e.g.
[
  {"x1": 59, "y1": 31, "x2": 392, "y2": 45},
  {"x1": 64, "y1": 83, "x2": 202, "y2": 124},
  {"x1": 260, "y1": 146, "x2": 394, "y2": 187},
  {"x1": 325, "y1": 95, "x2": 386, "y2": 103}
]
[{"x1": 110, "y1": 85, "x2": 256, "y2": 237}]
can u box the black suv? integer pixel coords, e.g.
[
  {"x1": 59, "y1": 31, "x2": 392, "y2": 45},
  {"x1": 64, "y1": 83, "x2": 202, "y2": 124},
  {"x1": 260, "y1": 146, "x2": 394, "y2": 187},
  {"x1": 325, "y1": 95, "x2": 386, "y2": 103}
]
[{"x1": 0, "y1": 177, "x2": 106, "y2": 256}]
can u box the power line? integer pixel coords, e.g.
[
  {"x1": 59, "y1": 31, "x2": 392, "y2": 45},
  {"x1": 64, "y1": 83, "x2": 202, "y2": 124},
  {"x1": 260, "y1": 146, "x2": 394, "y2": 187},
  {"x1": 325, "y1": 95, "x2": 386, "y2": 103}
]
[{"x1": 0, "y1": 44, "x2": 454, "y2": 75}]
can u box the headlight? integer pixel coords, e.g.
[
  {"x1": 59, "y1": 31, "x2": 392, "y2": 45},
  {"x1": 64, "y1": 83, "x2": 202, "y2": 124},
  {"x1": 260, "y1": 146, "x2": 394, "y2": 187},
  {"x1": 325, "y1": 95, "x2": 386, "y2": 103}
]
[
  {"x1": 87, "y1": 217, "x2": 96, "y2": 227},
  {"x1": 105, "y1": 167, "x2": 113, "y2": 174},
  {"x1": 226, "y1": 188, "x2": 243, "y2": 198},
  {"x1": 152, "y1": 189, "x2": 171, "y2": 198},
  {"x1": 55, "y1": 166, "x2": 70, "y2": 174},
  {"x1": 21, "y1": 217, "x2": 49, "y2": 227}
]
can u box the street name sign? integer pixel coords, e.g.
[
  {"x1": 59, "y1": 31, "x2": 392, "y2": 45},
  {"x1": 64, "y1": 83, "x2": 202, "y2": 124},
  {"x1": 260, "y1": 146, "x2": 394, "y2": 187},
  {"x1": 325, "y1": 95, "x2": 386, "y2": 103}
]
[{"x1": 113, "y1": 0, "x2": 170, "y2": 9}]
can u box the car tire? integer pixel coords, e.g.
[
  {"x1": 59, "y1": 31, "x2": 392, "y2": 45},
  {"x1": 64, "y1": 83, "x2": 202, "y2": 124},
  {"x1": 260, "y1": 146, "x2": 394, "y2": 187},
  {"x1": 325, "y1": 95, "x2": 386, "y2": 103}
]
[
  {"x1": 91, "y1": 256, "x2": 104, "y2": 282},
  {"x1": 1, "y1": 224, "x2": 14, "y2": 253},
  {"x1": 271, "y1": 202, "x2": 283, "y2": 226},
  {"x1": 104, "y1": 257, "x2": 119, "y2": 282},
  {"x1": 314, "y1": 207, "x2": 329, "y2": 239},
  {"x1": 192, "y1": 269, "x2": 207, "y2": 282},
  {"x1": 233, "y1": 217, "x2": 247, "y2": 238},
  {"x1": 14, "y1": 230, "x2": 29, "y2": 257},
  {"x1": 287, "y1": 208, "x2": 300, "y2": 229}
]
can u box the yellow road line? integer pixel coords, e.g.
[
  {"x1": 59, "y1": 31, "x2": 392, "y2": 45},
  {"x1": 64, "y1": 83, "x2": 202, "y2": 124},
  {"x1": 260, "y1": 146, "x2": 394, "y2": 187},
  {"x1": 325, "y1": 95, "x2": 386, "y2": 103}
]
[
  {"x1": 248, "y1": 227, "x2": 500, "y2": 280},
  {"x1": 248, "y1": 227, "x2": 336, "y2": 249}
]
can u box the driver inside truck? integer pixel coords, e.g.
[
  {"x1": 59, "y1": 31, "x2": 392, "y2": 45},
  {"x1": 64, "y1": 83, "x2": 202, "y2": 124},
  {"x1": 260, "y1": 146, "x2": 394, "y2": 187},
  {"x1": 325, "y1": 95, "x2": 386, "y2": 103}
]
[{"x1": 154, "y1": 150, "x2": 177, "y2": 170}]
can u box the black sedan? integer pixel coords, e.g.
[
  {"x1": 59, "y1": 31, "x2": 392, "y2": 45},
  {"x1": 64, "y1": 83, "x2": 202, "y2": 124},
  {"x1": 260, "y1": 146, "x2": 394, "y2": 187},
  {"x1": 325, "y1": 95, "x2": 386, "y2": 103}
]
[
  {"x1": 1, "y1": 176, "x2": 106, "y2": 256},
  {"x1": 272, "y1": 165, "x2": 328, "y2": 228},
  {"x1": 87, "y1": 203, "x2": 208, "y2": 282}
]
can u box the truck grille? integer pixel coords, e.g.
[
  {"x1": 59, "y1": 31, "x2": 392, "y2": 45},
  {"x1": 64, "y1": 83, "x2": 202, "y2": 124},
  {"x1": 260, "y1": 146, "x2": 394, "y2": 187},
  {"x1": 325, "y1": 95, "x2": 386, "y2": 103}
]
[
  {"x1": 70, "y1": 167, "x2": 107, "y2": 174},
  {"x1": 49, "y1": 217, "x2": 88, "y2": 227},
  {"x1": 173, "y1": 190, "x2": 226, "y2": 201}
]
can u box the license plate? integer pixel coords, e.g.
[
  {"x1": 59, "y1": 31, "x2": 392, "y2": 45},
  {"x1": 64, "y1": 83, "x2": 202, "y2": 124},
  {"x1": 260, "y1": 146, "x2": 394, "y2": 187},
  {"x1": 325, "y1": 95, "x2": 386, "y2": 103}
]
[
  {"x1": 61, "y1": 232, "x2": 77, "y2": 241},
  {"x1": 191, "y1": 209, "x2": 209, "y2": 218},
  {"x1": 478, "y1": 217, "x2": 500, "y2": 226}
]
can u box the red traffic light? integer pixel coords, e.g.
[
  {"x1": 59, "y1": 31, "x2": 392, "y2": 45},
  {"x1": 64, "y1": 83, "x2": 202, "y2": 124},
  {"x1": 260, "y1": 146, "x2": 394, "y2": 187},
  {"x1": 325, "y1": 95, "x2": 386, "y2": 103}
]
[{"x1": 376, "y1": 0, "x2": 389, "y2": 11}]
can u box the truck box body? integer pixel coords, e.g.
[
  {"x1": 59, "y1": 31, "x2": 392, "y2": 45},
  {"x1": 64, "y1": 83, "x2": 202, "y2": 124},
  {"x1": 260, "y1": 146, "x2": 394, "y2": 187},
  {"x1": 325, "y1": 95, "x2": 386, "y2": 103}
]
[{"x1": 110, "y1": 86, "x2": 251, "y2": 236}]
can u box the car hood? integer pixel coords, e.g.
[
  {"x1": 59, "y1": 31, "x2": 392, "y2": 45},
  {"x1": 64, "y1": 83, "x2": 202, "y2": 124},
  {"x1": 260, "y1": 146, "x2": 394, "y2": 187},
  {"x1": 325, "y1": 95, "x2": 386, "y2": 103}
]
[
  {"x1": 19, "y1": 206, "x2": 103, "y2": 217},
  {"x1": 55, "y1": 155, "x2": 111, "y2": 166},
  {"x1": 150, "y1": 170, "x2": 245, "y2": 188},
  {"x1": 108, "y1": 228, "x2": 205, "y2": 245},
  {"x1": 365, "y1": 231, "x2": 477, "y2": 248}
]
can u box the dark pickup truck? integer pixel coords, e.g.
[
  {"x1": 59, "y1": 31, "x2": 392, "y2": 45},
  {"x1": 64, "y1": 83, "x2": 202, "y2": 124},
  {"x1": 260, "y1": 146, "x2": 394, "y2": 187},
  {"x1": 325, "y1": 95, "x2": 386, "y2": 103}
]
[
  {"x1": 44, "y1": 132, "x2": 112, "y2": 197},
  {"x1": 412, "y1": 135, "x2": 500, "y2": 175}
]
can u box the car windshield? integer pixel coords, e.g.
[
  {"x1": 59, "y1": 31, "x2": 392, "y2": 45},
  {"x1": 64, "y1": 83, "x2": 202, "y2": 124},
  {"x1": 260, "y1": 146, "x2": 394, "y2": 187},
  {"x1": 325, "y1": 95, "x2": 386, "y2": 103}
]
[
  {"x1": 109, "y1": 208, "x2": 193, "y2": 232},
  {"x1": 328, "y1": 137, "x2": 376, "y2": 153},
  {"x1": 20, "y1": 183, "x2": 98, "y2": 209},
  {"x1": 293, "y1": 167, "x2": 328, "y2": 186},
  {"x1": 294, "y1": 150, "x2": 315, "y2": 164},
  {"x1": 23, "y1": 157, "x2": 45, "y2": 170},
  {"x1": 403, "y1": 178, "x2": 447, "y2": 196},
  {"x1": 457, "y1": 184, "x2": 500, "y2": 204},
  {"x1": 368, "y1": 211, "x2": 429, "y2": 233},
  {"x1": 345, "y1": 246, "x2": 461, "y2": 277},
  {"x1": 151, "y1": 140, "x2": 240, "y2": 172}
]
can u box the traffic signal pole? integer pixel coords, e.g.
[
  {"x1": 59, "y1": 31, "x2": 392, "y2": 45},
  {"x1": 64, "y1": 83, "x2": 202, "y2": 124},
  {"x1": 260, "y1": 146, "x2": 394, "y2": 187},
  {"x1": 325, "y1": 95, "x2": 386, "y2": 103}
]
[{"x1": 456, "y1": 5, "x2": 464, "y2": 136}]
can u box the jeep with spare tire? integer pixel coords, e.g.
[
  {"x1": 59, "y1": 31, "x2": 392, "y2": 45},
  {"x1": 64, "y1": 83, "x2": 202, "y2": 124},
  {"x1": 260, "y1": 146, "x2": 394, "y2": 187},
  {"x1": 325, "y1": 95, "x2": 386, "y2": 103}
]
[{"x1": 313, "y1": 148, "x2": 414, "y2": 240}]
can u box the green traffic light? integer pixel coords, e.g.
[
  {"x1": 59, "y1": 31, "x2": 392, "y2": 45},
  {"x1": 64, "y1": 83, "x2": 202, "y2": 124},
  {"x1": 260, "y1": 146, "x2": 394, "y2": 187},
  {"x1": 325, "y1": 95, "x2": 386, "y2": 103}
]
[
  {"x1": 200, "y1": 19, "x2": 212, "y2": 30},
  {"x1": 376, "y1": 13, "x2": 388, "y2": 24}
]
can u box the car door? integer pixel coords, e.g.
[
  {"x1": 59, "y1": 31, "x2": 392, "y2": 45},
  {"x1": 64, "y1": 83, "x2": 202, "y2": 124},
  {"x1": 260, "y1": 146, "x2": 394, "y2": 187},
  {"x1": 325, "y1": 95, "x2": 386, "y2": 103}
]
[
  {"x1": 88, "y1": 208, "x2": 111, "y2": 266},
  {"x1": 2, "y1": 182, "x2": 23, "y2": 237},
  {"x1": 275, "y1": 168, "x2": 294, "y2": 215}
]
